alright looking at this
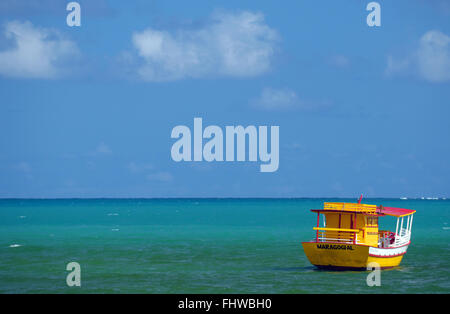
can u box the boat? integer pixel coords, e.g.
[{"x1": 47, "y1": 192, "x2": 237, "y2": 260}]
[{"x1": 302, "y1": 196, "x2": 416, "y2": 270}]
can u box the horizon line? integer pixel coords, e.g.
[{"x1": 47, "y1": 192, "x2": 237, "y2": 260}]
[{"x1": 0, "y1": 196, "x2": 447, "y2": 200}]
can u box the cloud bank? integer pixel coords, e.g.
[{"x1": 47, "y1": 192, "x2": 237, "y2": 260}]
[
  {"x1": 130, "y1": 11, "x2": 279, "y2": 81},
  {"x1": 416, "y1": 30, "x2": 450, "y2": 82},
  {"x1": 386, "y1": 30, "x2": 450, "y2": 83},
  {"x1": 0, "y1": 20, "x2": 78, "y2": 79}
]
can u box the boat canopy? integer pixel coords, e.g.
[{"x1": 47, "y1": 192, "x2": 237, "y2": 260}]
[
  {"x1": 311, "y1": 203, "x2": 416, "y2": 218},
  {"x1": 311, "y1": 202, "x2": 379, "y2": 216},
  {"x1": 377, "y1": 206, "x2": 416, "y2": 217}
]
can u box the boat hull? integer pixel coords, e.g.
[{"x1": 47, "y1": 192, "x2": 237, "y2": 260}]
[{"x1": 302, "y1": 241, "x2": 408, "y2": 270}]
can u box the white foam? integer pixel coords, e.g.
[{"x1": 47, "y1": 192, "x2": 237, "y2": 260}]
[
  {"x1": 111, "y1": 228, "x2": 120, "y2": 231},
  {"x1": 107, "y1": 213, "x2": 119, "y2": 216},
  {"x1": 9, "y1": 244, "x2": 21, "y2": 248}
]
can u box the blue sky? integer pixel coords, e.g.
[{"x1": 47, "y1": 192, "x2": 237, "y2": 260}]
[{"x1": 0, "y1": 0, "x2": 449, "y2": 198}]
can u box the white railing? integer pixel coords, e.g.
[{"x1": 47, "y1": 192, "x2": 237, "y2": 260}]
[
  {"x1": 394, "y1": 214, "x2": 413, "y2": 246},
  {"x1": 379, "y1": 214, "x2": 413, "y2": 248},
  {"x1": 313, "y1": 227, "x2": 359, "y2": 244},
  {"x1": 316, "y1": 235, "x2": 360, "y2": 244},
  {"x1": 394, "y1": 228, "x2": 410, "y2": 246},
  {"x1": 378, "y1": 228, "x2": 411, "y2": 248}
]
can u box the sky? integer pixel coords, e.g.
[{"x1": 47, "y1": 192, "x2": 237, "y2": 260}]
[{"x1": 0, "y1": 0, "x2": 449, "y2": 198}]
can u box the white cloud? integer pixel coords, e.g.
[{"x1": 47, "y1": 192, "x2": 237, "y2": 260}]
[
  {"x1": 417, "y1": 30, "x2": 450, "y2": 82},
  {"x1": 14, "y1": 161, "x2": 31, "y2": 172},
  {"x1": 385, "y1": 55, "x2": 411, "y2": 76},
  {"x1": 130, "y1": 11, "x2": 279, "y2": 81},
  {"x1": 386, "y1": 30, "x2": 450, "y2": 83},
  {"x1": 252, "y1": 87, "x2": 300, "y2": 111},
  {"x1": 329, "y1": 55, "x2": 350, "y2": 68},
  {"x1": 0, "y1": 20, "x2": 78, "y2": 79},
  {"x1": 95, "y1": 142, "x2": 112, "y2": 154},
  {"x1": 146, "y1": 171, "x2": 173, "y2": 182},
  {"x1": 251, "y1": 87, "x2": 332, "y2": 112},
  {"x1": 127, "y1": 162, "x2": 153, "y2": 173},
  {"x1": 85, "y1": 142, "x2": 112, "y2": 156},
  {"x1": 13, "y1": 162, "x2": 32, "y2": 179}
]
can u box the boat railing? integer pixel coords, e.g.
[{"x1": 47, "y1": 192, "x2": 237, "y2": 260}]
[
  {"x1": 323, "y1": 202, "x2": 377, "y2": 214},
  {"x1": 393, "y1": 214, "x2": 413, "y2": 246},
  {"x1": 394, "y1": 228, "x2": 411, "y2": 246},
  {"x1": 378, "y1": 228, "x2": 410, "y2": 248},
  {"x1": 313, "y1": 227, "x2": 360, "y2": 244}
]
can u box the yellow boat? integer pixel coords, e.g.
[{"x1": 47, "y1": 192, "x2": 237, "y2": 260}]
[{"x1": 302, "y1": 197, "x2": 416, "y2": 270}]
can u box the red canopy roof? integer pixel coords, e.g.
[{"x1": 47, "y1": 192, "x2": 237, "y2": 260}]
[{"x1": 377, "y1": 206, "x2": 416, "y2": 217}]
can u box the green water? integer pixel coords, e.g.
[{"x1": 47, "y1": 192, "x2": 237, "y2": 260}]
[{"x1": 0, "y1": 198, "x2": 449, "y2": 293}]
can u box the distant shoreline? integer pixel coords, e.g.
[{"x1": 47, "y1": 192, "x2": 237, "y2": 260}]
[{"x1": 0, "y1": 197, "x2": 448, "y2": 200}]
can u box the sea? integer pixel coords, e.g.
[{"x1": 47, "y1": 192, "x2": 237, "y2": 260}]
[{"x1": 0, "y1": 198, "x2": 448, "y2": 293}]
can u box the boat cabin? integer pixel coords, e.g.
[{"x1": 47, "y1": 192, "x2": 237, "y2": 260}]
[{"x1": 311, "y1": 202, "x2": 415, "y2": 248}]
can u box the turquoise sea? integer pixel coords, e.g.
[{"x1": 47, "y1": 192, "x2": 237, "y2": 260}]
[{"x1": 0, "y1": 198, "x2": 449, "y2": 293}]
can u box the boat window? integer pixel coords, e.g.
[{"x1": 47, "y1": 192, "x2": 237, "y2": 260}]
[{"x1": 366, "y1": 216, "x2": 378, "y2": 226}]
